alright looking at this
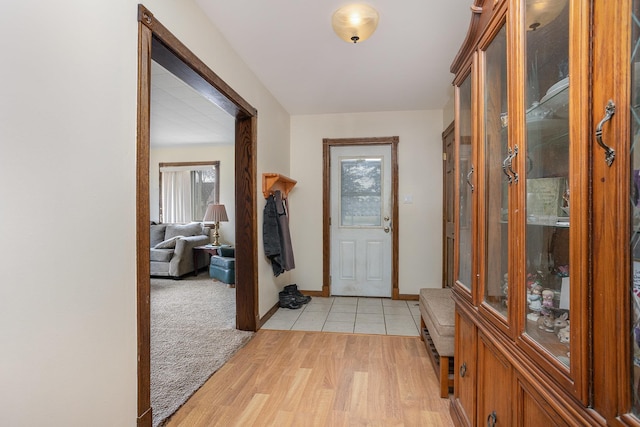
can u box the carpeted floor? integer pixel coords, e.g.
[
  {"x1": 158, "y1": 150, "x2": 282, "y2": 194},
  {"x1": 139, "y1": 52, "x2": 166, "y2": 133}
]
[{"x1": 151, "y1": 274, "x2": 254, "y2": 427}]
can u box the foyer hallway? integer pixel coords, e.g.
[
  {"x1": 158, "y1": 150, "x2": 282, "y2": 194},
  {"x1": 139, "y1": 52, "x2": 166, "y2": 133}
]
[{"x1": 166, "y1": 329, "x2": 454, "y2": 426}]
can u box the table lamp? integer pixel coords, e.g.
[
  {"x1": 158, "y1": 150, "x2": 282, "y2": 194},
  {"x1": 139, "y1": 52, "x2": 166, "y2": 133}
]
[{"x1": 203, "y1": 203, "x2": 228, "y2": 246}]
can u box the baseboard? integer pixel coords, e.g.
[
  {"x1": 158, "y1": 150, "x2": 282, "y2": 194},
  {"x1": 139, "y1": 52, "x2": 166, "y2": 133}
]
[
  {"x1": 302, "y1": 290, "x2": 325, "y2": 297},
  {"x1": 302, "y1": 291, "x2": 418, "y2": 300},
  {"x1": 258, "y1": 301, "x2": 280, "y2": 328},
  {"x1": 397, "y1": 293, "x2": 419, "y2": 301},
  {"x1": 137, "y1": 407, "x2": 152, "y2": 427}
]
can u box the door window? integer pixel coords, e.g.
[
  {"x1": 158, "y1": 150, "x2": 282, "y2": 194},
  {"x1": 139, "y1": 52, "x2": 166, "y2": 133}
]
[{"x1": 340, "y1": 157, "x2": 383, "y2": 227}]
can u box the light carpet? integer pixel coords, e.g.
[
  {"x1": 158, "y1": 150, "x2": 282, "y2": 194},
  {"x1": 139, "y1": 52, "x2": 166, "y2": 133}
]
[{"x1": 151, "y1": 275, "x2": 254, "y2": 427}]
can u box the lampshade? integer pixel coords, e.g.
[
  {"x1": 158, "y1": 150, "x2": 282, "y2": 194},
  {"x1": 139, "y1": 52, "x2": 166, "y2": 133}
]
[
  {"x1": 525, "y1": 0, "x2": 567, "y2": 31},
  {"x1": 332, "y1": 4, "x2": 379, "y2": 44},
  {"x1": 203, "y1": 204, "x2": 228, "y2": 223}
]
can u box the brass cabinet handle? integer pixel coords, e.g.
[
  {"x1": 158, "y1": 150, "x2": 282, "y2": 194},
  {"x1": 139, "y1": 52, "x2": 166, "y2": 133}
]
[
  {"x1": 502, "y1": 146, "x2": 518, "y2": 184},
  {"x1": 507, "y1": 145, "x2": 519, "y2": 183},
  {"x1": 466, "y1": 166, "x2": 475, "y2": 193},
  {"x1": 502, "y1": 152, "x2": 513, "y2": 183},
  {"x1": 459, "y1": 362, "x2": 467, "y2": 378},
  {"x1": 487, "y1": 411, "x2": 497, "y2": 427},
  {"x1": 595, "y1": 100, "x2": 616, "y2": 166}
]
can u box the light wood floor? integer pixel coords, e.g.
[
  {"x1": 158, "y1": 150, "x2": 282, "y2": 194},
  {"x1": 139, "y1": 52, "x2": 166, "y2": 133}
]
[{"x1": 166, "y1": 329, "x2": 454, "y2": 426}]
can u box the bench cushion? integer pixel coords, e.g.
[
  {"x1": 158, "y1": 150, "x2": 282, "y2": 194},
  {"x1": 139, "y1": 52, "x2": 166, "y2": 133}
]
[{"x1": 419, "y1": 288, "x2": 455, "y2": 356}]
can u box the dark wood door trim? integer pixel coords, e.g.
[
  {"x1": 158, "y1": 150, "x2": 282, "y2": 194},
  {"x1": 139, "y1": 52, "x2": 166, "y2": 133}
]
[
  {"x1": 322, "y1": 136, "x2": 400, "y2": 299},
  {"x1": 137, "y1": 5, "x2": 259, "y2": 426}
]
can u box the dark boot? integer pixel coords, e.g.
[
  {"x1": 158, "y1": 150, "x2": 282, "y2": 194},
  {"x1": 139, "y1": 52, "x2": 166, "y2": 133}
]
[
  {"x1": 279, "y1": 291, "x2": 302, "y2": 309},
  {"x1": 284, "y1": 284, "x2": 311, "y2": 304}
]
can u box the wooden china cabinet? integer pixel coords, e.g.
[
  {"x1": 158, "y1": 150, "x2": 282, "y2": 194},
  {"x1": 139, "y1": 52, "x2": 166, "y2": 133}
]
[{"x1": 450, "y1": 0, "x2": 640, "y2": 425}]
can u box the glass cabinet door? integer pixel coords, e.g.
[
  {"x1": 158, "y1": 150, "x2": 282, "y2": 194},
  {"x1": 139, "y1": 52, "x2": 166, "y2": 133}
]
[
  {"x1": 522, "y1": 0, "x2": 570, "y2": 366},
  {"x1": 482, "y1": 25, "x2": 509, "y2": 318},
  {"x1": 457, "y1": 73, "x2": 474, "y2": 292},
  {"x1": 482, "y1": 24, "x2": 509, "y2": 318},
  {"x1": 631, "y1": 0, "x2": 640, "y2": 416}
]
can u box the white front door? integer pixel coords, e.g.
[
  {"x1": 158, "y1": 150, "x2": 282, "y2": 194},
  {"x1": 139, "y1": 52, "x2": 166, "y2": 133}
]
[{"x1": 330, "y1": 144, "x2": 392, "y2": 297}]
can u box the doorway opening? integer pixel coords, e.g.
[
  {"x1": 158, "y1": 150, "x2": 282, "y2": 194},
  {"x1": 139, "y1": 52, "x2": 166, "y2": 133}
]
[
  {"x1": 322, "y1": 136, "x2": 399, "y2": 299},
  {"x1": 137, "y1": 5, "x2": 259, "y2": 425}
]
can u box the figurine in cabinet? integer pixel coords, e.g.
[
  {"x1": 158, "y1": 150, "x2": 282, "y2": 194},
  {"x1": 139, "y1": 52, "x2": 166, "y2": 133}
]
[
  {"x1": 542, "y1": 289, "x2": 555, "y2": 309},
  {"x1": 538, "y1": 308, "x2": 556, "y2": 333},
  {"x1": 554, "y1": 312, "x2": 569, "y2": 332},
  {"x1": 557, "y1": 320, "x2": 570, "y2": 344},
  {"x1": 528, "y1": 284, "x2": 543, "y2": 315},
  {"x1": 501, "y1": 273, "x2": 509, "y2": 307}
]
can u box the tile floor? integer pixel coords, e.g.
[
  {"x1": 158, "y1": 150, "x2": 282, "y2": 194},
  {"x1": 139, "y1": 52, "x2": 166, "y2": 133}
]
[{"x1": 262, "y1": 296, "x2": 422, "y2": 336}]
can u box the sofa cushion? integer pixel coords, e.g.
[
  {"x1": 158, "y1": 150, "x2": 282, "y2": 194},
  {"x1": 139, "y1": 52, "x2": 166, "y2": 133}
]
[
  {"x1": 154, "y1": 235, "x2": 183, "y2": 249},
  {"x1": 150, "y1": 224, "x2": 168, "y2": 247},
  {"x1": 150, "y1": 248, "x2": 174, "y2": 262},
  {"x1": 165, "y1": 222, "x2": 203, "y2": 239}
]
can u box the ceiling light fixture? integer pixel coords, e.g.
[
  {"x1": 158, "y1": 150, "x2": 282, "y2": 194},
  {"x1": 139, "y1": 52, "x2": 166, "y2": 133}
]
[
  {"x1": 526, "y1": 0, "x2": 567, "y2": 31},
  {"x1": 331, "y1": 4, "x2": 379, "y2": 44}
]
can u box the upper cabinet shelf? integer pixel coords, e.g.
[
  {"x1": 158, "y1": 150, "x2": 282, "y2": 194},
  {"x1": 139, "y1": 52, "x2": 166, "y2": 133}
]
[{"x1": 262, "y1": 173, "x2": 297, "y2": 199}]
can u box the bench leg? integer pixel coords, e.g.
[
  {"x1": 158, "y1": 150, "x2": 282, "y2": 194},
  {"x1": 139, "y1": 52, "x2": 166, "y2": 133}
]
[
  {"x1": 439, "y1": 356, "x2": 450, "y2": 398},
  {"x1": 420, "y1": 317, "x2": 426, "y2": 341}
]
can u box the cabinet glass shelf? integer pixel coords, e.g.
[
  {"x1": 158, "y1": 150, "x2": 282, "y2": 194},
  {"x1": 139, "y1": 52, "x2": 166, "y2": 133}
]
[{"x1": 500, "y1": 219, "x2": 570, "y2": 228}]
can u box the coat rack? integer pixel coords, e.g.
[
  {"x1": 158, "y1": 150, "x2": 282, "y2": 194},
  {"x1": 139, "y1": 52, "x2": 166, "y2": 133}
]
[{"x1": 262, "y1": 173, "x2": 297, "y2": 199}]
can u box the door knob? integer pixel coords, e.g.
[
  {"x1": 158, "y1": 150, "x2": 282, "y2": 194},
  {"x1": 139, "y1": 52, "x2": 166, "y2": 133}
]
[
  {"x1": 384, "y1": 215, "x2": 390, "y2": 221},
  {"x1": 384, "y1": 226, "x2": 390, "y2": 233}
]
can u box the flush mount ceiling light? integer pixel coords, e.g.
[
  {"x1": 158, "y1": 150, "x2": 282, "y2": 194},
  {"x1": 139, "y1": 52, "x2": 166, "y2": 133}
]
[
  {"x1": 331, "y1": 4, "x2": 379, "y2": 44},
  {"x1": 526, "y1": 0, "x2": 567, "y2": 31}
]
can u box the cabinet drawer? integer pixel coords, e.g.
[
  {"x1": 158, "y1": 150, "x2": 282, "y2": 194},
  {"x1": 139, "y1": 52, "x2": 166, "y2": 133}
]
[
  {"x1": 515, "y1": 374, "x2": 570, "y2": 427},
  {"x1": 452, "y1": 310, "x2": 477, "y2": 426},
  {"x1": 477, "y1": 332, "x2": 512, "y2": 426}
]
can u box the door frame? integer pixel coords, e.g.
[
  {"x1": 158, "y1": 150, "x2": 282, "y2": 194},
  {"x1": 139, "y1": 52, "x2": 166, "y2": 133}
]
[
  {"x1": 137, "y1": 5, "x2": 259, "y2": 426},
  {"x1": 322, "y1": 136, "x2": 399, "y2": 298}
]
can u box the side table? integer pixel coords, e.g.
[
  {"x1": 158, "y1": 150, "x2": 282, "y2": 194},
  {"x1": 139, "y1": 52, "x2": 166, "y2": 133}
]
[{"x1": 192, "y1": 245, "x2": 221, "y2": 275}]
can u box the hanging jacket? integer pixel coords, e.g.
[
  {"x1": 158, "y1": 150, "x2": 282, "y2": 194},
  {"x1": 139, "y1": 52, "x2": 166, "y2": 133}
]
[
  {"x1": 263, "y1": 190, "x2": 295, "y2": 276},
  {"x1": 275, "y1": 190, "x2": 295, "y2": 272},
  {"x1": 263, "y1": 193, "x2": 284, "y2": 276}
]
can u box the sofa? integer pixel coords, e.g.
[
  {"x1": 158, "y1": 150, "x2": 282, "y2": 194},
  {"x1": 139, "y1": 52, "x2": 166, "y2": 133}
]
[
  {"x1": 209, "y1": 246, "x2": 235, "y2": 285},
  {"x1": 150, "y1": 222, "x2": 210, "y2": 278}
]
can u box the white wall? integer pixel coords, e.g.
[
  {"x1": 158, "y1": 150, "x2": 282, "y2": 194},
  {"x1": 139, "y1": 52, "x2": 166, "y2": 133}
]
[
  {"x1": 289, "y1": 110, "x2": 444, "y2": 297},
  {"x1": 150, "y1": 145, "x2": 236, "y2": 244},
  {"x1": 0, "y1": 1, "x2": 139, "y2": 425},
  {"x1": 443, "y1": 85, "x2": 455, "y2": 130},
  {"x1": 0, "y1": 0, "x2": 291, "y2": 425}
]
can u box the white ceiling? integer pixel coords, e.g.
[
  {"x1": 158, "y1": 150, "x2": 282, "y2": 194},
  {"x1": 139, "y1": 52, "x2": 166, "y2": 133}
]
[
  {"x1": 195, "y1": 0, "x2": 472, "y2": 115},
  {"x1": 151, "y1": 61, "x2": 235, "y2": 148},
  {"x1": 150, "y1": 1, "x2": 473, "y2": 147}
]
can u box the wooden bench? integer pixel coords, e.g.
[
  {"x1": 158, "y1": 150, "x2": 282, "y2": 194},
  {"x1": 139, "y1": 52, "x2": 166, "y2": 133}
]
[{"x1": 419, "y1": 287, "x2": 455, "y2": 398}]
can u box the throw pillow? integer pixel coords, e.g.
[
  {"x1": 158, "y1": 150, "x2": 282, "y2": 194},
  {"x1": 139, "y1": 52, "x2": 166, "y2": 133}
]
[
  {"x1": 154, "y1": 235, "x2": 183, "y2": 249},
  {"x1": 150, "y1": 223, "x2": 168, "y2": 247}
]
